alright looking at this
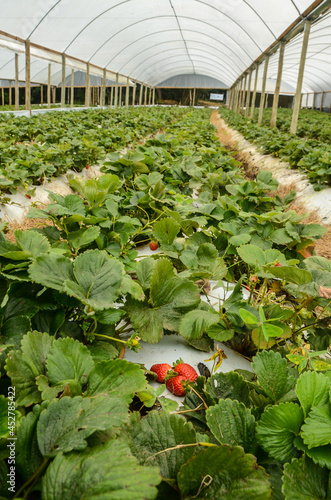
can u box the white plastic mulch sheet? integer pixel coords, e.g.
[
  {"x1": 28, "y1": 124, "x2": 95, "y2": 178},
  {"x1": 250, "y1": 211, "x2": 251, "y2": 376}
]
[
  {"x1": 124, "y1": 334, "x2": 252, "y2": 405},
  {"x1": 125, "y1": 247, "x2": 252, "y2": 404}
]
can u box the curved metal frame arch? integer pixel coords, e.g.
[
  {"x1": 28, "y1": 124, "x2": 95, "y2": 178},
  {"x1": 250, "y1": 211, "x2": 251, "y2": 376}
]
[
  {"x1": 137, "y1": 57, "x2": 232, "y2": 86},
  {"x1": 0, "y1": 55, "x2": 15, "y2": 73},
  {"x1": 25, "y1": 0, "x2": 286, "y2": 58},
  {"x1": 190, "y1": 0, "x2": 273, "y2": 50},
  {"x1": 91, "y1": 29, "x2": 245, "y2": 71},
  {"x1": 96, "y1": 15, "x2": 253, "y2": 74},
  {"x1": 285, "y1": 21, "x2": 331, "y2": 52},
  {"x1": 132, "y1": 52, "x2": 236, "y2": 82},
  {"x1": 41, "y1": 0, "x2": 268, "y2": 58},
  {"x1": 0, "y1": 55, "x2": 47, "y2": 81},
  {"x1": 281, "y1": 67, "x2": 328, "y2": 91},
  {"x1": 150, "y1": 65, "x2": 231, "y2": 87},
  {"x1": 280, "y1": 72, "x2": 323, "y2": 92},
  {"x1": 117, "y1": 43, "x2": 239, "y2": 82},
  {"x1": 289, "y1": 0, "x2": 303, "y2": 16},
  {"x1": 109, "y1": 30, "x2": 244, "y2": 76},
  {"x1": 149, "y1": 66, "x2": 229, "y2": 87},
  {"x1": 27, "y1": 0, "x2": 64, "y2": 39}
]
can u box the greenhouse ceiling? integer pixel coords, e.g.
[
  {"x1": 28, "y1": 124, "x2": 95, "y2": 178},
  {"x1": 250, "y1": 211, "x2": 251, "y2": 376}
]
[{"x1": 0, "y1": 0, "x2": 331, "y2": 92}]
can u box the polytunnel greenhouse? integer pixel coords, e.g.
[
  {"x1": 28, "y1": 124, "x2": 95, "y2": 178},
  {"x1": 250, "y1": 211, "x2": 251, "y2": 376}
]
[{"x1": 0, "y1": 1, "x2": 331, "y2": 499}]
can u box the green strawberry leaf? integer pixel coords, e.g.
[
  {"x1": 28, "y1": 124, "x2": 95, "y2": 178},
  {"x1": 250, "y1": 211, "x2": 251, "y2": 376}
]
[
  {"x1": 42, "y1": 439, "x2": 161, "y2": 500},
  {"x1": 295, "y1": 371, "x2": 330, "y2": 417},
  {"x1": 37, "y1": 395, "x2": 129, "y2": 457},
  {"x1": 252, "y1": 351, "x2": 296, "y2": 402},
  {"x1": 85, "y1": 358, "x2": 146, "y2": 402},
  {"x1": 256, "y1": 402, "x2": 304, "y2": 462},
  {"x1": 16, "y1": 405, "x2": 43, "y2": 481},
  {"x1": 179, "y1": 309, "x2": 220, "y2": 340},
  {"x1": 46, "y1": 337, "x2": 94, "y2": 387},
  {"x1": 28, "y1": 254, "x2": 75, "y2": 292},
  {"x1": 237, "y1": 244, "x2": 266, "y2": 268},
  {"x1": 126, "y1": 258, "x2": 200, "y2": 342},
  {"x1": 67, "y1": 226, "x2": 101, "y2": 251},
  {"x1": 14, "y1": 229, "x2": 51, "y2": 257},
  {"x1": 177, "y1": 445, "x2": 272, "y2": 499},
  {"x1": 206, "y1": 399, "x2": 257, "y2": 454},
  {"x1": 120, "y1": 274, "x2": 145, "y2": 301},
  {"x1": 294, "y1": 435, "x2": 331, "y2": 469},
  {"x1": 149, "y1": 258, "x2": 200, "y2": 328},
  {"x1": 135, "y1": 257, "x2": 154, "y2": 289},
  {"x1": 63, "y1": 250, "x2": 124, "y2": 311},
  {"x1": 301, "y1": 405, "x2": 331, "y2": 448},
  {"x1": 264, "y1": 266, "x2": 312, "y2": 285},
  {"x1": 5, "y1": 331, "x2": 54, "y2": 406},
  {"x1": 206, "y1": 372, "x2": 250, "y2": 407},
  {"x1": 127, "y1": 410, "x2": 196, "y2": 479},
  {"x1": 153, "y1": 218, "x2": 180, "y2": 245},
  {"x1": 282, "y1": 456, "x2": 330, "y2": 500}
]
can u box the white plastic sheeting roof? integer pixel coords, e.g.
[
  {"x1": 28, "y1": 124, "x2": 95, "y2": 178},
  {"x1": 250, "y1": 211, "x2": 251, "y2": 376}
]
[
  {"x1": 0, "y1": 0, "x2": 330, "y2": 91},
  {"x1": 156, "y1": 74, "x2": 227, "y2": 88}
]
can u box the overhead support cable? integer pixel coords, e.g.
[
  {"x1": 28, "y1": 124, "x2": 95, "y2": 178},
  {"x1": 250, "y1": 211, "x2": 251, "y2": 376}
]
[{"x1": 236, "y1": 0, "x2": 331, "y2": 84}]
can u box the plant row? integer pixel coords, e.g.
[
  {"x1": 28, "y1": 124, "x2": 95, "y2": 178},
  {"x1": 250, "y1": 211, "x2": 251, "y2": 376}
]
[
  {"x1": 253, "y1": 108, "x2": 331, "y2": 144},
  {"x1": 0, "y1": 106, "x2": 187, "y2": 198},
  {"x1": 0, "y1": 107, "x2": 330, "y2": 498},
  {"x1": 219, "y1": 107, "x2": 331, "y2": 190}
]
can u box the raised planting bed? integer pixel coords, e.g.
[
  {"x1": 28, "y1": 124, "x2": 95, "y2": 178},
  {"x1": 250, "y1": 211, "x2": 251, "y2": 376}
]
[{"x1": 219, "y1": 107, "x2": 331, "y2": 191}]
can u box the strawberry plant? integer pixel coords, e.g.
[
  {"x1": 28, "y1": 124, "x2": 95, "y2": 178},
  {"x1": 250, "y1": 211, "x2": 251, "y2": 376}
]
[
  {"x1": 0, "y1": 106, "x2": 329, "y2": 499},
  {"x1": 220, "y1": 107, "x2": 331, "y2": 190}
]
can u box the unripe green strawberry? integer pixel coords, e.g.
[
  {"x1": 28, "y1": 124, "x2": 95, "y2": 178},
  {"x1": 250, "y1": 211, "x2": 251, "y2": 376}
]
[
  {"x1": 166, "y1": 375, "x2": 187, "y2": 397},
  {"x1": 150, "y1": 363, "x2": 172, "y2": 383},
  {"x1": 174, "y1": 362, "x2": 198, "y2": 382}
]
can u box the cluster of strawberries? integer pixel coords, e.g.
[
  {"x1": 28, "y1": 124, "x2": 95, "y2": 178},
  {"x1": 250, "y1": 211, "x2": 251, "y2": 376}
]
[{"x1": 150, "y1": 360, "x2": 198, "y2": 397}]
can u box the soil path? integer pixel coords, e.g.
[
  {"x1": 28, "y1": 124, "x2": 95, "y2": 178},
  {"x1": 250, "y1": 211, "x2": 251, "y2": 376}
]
[{"x1": 210, "y1": 109, "x2": 331, "y2": 260}]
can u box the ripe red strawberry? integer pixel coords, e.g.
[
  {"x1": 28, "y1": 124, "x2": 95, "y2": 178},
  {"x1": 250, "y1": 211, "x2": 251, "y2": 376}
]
[
  {"x1": 174, "y1": 362, "x2": 198, "y2": 382},
  {"x1": 275, "y1": 262, "x2": 283, "y2": 267},
  {"x1": 149, "y1": 241, "x2": 158, "y2": 251},
  {"x1": 166, "y1": 375, "x2": 187, "y2": 396},
  {"x1": 150, "y1": 363, "x2": 172, "y2": 383}
]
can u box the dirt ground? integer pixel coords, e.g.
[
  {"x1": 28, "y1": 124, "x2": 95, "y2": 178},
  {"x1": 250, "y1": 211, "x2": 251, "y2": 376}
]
[{"x1": 210, "y1": 109, "x2": 331, "y2": 260}]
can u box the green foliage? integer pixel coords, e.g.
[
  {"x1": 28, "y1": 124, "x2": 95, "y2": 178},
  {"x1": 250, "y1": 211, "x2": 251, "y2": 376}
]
[
  {"x1": 220, "y1": 107, "x2": 331, "y2": 190},
  {"x1": 177, "y1": 446, "x2": 272, "y2": 499},
  {"x1": 42, "y1": 439, "x2": 161, "y2": 500},
  {"x1": 0, "y1": 106, "x2": 330, "y2": 499}
]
